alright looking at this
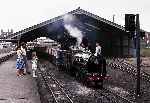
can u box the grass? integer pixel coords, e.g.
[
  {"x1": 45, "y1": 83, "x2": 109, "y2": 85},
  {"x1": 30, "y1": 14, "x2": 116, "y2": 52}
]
[{"x1": 141, "y1": 48, "x2": 150, "y2": 57}]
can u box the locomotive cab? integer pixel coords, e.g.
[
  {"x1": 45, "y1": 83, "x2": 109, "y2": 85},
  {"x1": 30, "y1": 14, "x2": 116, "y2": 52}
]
[
  {"x1": 86, "y1": 54, "x2": 107, "y2": 87},
  {"x1": 87, "y1": 55, "x2": 106, "y2": 76}
]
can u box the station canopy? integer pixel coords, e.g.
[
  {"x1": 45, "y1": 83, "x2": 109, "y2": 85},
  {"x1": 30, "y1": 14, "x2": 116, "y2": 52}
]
[
  {"x1": 7, "y1": 7, "x2": 126, "y2": 43},
  {"x1": 7, "y1": 7, "x2": 134, "y2": 57}
]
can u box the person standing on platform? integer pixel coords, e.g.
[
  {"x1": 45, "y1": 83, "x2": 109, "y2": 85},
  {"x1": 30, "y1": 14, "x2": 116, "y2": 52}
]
[
  {"x1": 16, "y1": 45, "x2": 25, "y2": 76},
  {"x1": 21, "y1": 42, "x2": 30, "y2": 74},
  {"x1": 31, "y1": 51, "x2": 38, "y2": 77}
]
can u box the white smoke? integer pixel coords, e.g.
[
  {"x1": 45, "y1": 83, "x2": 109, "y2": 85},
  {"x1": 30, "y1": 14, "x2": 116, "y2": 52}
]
[
  {"x1": 63, "y1": 14, "x2": 83, "y2": 46},
  {"x1": 63, "y1": 14, "x2": 75, "y2": 25},
  {"x1": 64, "y1": 24, "x2": 83, "y2": 46}
]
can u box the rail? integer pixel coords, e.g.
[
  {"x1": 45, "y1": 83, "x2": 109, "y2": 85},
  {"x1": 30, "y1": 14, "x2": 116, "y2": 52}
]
[
  {"x1": 37, "y1": 64, "x2": 74, "y2": 103},
  {"x1": 107, "y1": 58, "x2": 150, "y2": 82}
]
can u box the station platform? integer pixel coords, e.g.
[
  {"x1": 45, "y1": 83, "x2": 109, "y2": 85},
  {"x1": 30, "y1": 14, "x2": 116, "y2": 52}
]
[{"x1": 0, "y1": 55, "x2": 41, "y2": 103}]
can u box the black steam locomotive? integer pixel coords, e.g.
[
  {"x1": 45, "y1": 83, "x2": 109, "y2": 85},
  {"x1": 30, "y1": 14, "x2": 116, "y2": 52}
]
[
  {"x1": 71, "y1": 51, "x2": 107, "y2": 87},
  {"x1": 35, "y1": 44, "x2": 107, "y2": 88}
]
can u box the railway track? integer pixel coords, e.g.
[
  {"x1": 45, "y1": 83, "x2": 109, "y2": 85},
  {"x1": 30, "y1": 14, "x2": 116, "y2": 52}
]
[
  {"x1": 37, "y1": 60, "x2": 137, "y2": 103},
  {"x1": 37, "y1": 64, "x2": 74, "y2": 103},
  {"x1": 106, "y1": 58, "x2": 150, "y2": 102},
  {"x1": 107, "y1": 58, "x2": 150, "y2": 82},
  {"x1": 98, "y1": 86, "x2": 136, "y2": 103}
]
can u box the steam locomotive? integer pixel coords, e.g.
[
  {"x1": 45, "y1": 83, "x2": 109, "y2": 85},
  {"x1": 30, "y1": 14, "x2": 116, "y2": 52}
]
[
  {"x1": 72, "y1": 50, "x2": 107, "y2": 87},
  {"x1": 34, "y1": 43, "x2": 107, "y2": 88}
]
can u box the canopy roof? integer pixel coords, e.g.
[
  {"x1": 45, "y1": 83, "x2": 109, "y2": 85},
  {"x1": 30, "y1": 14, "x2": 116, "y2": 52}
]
[{"x1": 6, "y1": 7, "x2": 126, "y2": 43}]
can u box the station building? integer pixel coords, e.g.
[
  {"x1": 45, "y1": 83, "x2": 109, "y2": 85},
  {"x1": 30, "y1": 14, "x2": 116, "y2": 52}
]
[{"x1": 5, "y1": 8, "x2": 149, "y2": 57}]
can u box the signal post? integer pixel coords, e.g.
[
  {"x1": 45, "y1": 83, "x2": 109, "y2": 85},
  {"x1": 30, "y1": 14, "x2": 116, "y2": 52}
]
[{"x1": 125, "y1": 14, "x2": 141, "y2": 97}]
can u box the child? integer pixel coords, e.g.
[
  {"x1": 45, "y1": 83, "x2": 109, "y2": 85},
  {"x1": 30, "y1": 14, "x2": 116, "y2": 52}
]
[{"x1": 31, "y1": 51, "x2": 38, "y2": 77}]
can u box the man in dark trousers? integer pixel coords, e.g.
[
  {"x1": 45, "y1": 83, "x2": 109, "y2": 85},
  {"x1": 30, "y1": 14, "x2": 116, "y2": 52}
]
[{"x1": 21, "y1": 42, "x2": 31, "y2": 74}]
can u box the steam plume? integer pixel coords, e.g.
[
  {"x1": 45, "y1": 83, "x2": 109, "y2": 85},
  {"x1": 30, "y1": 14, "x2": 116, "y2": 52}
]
[{"x1": 63, "y1": 14, "x2": 83, "y2": 46}]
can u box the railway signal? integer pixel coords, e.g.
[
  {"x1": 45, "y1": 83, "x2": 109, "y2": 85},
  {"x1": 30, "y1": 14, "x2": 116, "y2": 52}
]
[
  {"x1": 135, "y1": 14, "x2": 141, "y2": 98},
  {"x1": 125, "y1": 14, "x2": 141, "y2": 98},
  {"x1": 125, "y1": 14, "x2": 136, "y2": 32}
]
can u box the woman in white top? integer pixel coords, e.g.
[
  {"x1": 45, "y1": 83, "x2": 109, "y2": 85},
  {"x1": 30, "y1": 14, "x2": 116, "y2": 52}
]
[{"x1": 21, "y1": 43, "x2": 30, "y2": 74}]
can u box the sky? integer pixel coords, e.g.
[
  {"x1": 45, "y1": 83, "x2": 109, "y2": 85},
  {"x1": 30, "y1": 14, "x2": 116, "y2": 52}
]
[{"x1": 0, "y1": 0, "x2": 150, "y2": 33}]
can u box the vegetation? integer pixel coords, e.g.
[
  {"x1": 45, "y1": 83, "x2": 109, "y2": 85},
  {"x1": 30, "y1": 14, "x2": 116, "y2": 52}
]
[{"x1": 141, "y1": 48, "x2": 150, "y2": 57}]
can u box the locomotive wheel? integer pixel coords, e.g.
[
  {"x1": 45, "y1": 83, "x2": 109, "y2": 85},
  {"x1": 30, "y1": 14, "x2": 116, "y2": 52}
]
[
  {"x1": 75, "y1": 72, "x2": 80, "y2": 79},
  {"x1": 87, "y1": 81, "x2": 95, "y2": 87},
  {"x1": 76, "y1": 72, "x2": 83, "y2": 81},
  {"x1": 95, "y1": 80, "x2": 103, "y2": 88}
]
